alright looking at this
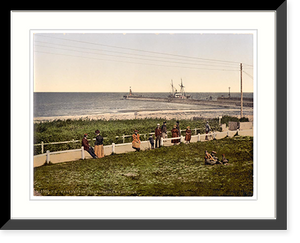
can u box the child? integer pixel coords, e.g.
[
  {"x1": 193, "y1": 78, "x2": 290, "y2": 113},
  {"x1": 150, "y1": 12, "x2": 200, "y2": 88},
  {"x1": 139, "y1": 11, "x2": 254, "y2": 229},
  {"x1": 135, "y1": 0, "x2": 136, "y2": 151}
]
[{"x1": 148, "y1": 134, "x2": 154, "y2": 149}]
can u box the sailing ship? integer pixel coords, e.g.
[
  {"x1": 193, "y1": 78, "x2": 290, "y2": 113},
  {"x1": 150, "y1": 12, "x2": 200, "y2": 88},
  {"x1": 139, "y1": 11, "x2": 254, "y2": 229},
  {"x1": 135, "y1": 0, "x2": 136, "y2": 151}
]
[{"x1": 168, "y1": 79, "x2": 191, "y2": 99}]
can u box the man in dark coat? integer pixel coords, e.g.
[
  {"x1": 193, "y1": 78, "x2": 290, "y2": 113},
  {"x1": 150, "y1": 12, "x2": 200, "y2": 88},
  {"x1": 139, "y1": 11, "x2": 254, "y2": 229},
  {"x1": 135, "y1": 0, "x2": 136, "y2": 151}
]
[
  {"x1": 94, "y1": 129, "x2": 104, "y2": 158},
  {"x1": 161, "y1": 121, "x2": 168, "y2": 139},
  {"x1": 155, "y1": 123, "x2": 162, "y2": 148},
  {"x1": 205, "y1": 121, "x2": 211, "y2": 140},
  {"x1": 82, "y1": 134, "x2": 97, "y2": 159},
  {"x1": 176, "y1": 121, "x2": 181, "y2": 136}
]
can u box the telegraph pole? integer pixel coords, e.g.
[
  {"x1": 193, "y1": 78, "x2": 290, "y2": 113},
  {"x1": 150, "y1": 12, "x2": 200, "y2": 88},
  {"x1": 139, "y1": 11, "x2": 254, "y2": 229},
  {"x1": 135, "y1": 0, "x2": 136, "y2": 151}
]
[{"x1": 240, "y1": 63, "x2": 243, "y2": 118}]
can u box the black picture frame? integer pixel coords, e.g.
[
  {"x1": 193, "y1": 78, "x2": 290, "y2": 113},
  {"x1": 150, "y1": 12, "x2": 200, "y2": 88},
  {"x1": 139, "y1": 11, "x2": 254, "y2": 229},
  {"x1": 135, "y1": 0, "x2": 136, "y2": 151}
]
[{"x1": 1, "y1": 1, "x2": 289, "y2": 231}]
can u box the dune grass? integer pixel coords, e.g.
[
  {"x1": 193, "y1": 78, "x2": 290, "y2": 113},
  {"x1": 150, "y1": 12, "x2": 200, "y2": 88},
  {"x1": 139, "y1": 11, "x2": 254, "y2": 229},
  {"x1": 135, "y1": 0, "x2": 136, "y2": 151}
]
[{"x1": 34, "y1": 136, "x2": 253, "y2": 197}]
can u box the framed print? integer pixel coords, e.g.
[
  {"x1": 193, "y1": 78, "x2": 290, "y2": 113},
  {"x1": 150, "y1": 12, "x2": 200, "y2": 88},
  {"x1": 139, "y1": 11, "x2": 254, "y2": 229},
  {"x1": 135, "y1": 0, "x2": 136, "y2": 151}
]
[{"x1": 4, "y1": 2, "x2": 287, "y2": 230}]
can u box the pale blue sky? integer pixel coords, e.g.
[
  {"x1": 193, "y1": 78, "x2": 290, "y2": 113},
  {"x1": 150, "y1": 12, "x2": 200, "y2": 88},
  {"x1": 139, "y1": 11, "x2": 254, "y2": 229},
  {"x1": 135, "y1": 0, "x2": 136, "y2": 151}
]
[{"x1": 33, "y1": 32, "x2": 253, "y2": 93}]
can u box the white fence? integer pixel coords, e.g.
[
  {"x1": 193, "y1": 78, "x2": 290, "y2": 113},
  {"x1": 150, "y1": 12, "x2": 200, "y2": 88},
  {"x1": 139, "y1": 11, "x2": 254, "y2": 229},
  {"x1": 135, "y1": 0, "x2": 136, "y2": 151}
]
[
  {"x1": 34, "y1": 129, "x2": 253, "y2": 167},
  {"x1": 34, "y1": 128, "x2": 204, "y2": 154}
]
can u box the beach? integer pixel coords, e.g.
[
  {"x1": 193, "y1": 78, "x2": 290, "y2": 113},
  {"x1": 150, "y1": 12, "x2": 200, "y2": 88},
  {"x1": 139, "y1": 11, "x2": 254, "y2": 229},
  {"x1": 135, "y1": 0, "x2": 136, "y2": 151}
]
[{"x1": 34, "y1": 108, "x2": 253, "y2": 123}]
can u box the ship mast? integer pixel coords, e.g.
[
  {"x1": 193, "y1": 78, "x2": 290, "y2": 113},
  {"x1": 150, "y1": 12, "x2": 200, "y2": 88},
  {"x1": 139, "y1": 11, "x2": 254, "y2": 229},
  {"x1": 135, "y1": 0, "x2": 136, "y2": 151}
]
[{"x1": 171, "y1": 80, "x2": 174, "y2": 95}]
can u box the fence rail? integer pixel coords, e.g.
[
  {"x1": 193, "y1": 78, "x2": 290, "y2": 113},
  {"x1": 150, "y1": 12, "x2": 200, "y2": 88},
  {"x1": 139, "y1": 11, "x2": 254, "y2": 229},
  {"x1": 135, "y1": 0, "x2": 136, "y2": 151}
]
[
  {"x1": 34, "y1": 129, "x2": 253, "y2": 166},
  {"x1": 34, "y1": 127, "x2": 205, "y2": 154}
]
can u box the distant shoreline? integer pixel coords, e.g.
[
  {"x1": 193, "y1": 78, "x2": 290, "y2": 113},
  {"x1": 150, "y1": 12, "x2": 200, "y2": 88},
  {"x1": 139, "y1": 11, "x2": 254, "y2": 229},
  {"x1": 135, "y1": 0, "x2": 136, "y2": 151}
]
[{"x1": 33, "y1": 108, "x2": 253, "y2": 123}]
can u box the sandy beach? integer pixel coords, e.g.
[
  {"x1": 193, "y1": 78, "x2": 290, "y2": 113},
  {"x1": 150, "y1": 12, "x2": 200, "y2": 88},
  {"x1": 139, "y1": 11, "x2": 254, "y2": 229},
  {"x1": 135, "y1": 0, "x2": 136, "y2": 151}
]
[{"x1": 34, "y1": 108, "x2": 253, "y2": 123}]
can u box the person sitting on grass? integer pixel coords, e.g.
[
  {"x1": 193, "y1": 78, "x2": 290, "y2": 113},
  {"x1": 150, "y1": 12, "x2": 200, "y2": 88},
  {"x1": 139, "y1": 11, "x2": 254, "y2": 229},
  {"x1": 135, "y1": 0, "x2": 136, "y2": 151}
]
[
  {"x1": 204, "y1": 150, "x2": 221, "y2": 165},
  {"x1": 81, "y1": 133, "x2": 97, "y2": 159},
  {"x1": 204, "y1": 150, "x2": 216, "y2": 165},
  {"x1": 211, "y1": 151, "x2": 218, "y2": 161},
  {"x1": 221, "y1": 154, "x2": 229, "y2": 165}
]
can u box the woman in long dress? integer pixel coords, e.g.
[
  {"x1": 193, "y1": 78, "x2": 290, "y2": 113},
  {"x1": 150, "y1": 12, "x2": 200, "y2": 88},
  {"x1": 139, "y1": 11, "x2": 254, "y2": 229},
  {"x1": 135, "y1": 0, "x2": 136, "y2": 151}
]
[
  {"x1": 185, "y1": 126, "x2": 192, "y2": 143},
  {"x1": 171, "y1": 125, "x2": 179, "y2": 145},
  {"x1": 132, "y1": 130, "x2": 141, "y2": 151}
]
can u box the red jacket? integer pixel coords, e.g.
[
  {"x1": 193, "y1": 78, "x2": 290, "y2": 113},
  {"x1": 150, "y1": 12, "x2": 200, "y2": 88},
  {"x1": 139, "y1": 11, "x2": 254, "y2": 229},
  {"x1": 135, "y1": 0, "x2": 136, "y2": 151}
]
[
  {"x1": 82, "y1": 138, "x2": 90, "y2": 151},
  {"x1": 155, "y1": 127, "x2": 162, "y2": 137}
]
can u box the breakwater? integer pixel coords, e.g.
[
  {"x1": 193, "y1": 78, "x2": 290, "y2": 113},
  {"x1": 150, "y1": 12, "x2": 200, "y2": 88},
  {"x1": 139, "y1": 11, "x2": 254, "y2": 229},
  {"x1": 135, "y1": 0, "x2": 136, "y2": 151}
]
[{"x1": 123, "y1": 96, "x2": 253, "y2": 108}]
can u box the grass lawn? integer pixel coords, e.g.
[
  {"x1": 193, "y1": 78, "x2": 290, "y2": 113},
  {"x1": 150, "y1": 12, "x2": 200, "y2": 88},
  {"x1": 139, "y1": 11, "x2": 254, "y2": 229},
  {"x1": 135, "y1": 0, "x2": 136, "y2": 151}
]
[
  {"x1": 34, "y1": 136, "x2": 253, "y2": 197},
  {"x1": 34, "y1": 116, "x2": 242, "y2": 154}
]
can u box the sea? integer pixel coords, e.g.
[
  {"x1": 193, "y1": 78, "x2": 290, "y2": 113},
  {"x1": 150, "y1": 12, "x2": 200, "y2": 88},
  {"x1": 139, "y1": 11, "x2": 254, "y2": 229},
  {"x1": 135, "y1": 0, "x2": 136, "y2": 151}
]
[{"x1": 34, "y1": 92, "x2": 253, "y2": 118}]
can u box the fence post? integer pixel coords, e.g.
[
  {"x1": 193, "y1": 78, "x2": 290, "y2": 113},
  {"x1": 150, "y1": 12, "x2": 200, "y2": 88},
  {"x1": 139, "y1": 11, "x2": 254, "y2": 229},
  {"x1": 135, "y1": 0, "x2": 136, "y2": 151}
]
[
  {"x1": 112, "y1": 143, "x2": 116, "y2": 154},
  {"x1": 46, "y1": 150, "x2": 50, "y2": 164},
  {"x1": 41, "y1": 141, "x2": 44, "y2": 154},
  {"x1": 122, "y1": 135, "x2": 125, "y2": 143},
  {"x1": 180, "y1": 135, "x2": 184, "y2": 143},
  {"x1": 161, "y1": 137, "x2": 164, "y2": 146},
  {"x1": 81, "y1": 146, "x2": 85, "y2": 160},
  {"x1": 194, "y1": 128, "x2": 197, "y2": 135},
  {"x1": 197, "y1": 133, "x2": 200, "y2": 142}
]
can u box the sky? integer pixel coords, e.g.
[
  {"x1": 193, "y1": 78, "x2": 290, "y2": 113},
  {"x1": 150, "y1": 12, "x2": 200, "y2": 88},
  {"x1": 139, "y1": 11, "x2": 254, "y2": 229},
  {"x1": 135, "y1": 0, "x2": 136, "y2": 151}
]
[{"x1": 33, "y1": 32, "x2": 253, "y2": 93}]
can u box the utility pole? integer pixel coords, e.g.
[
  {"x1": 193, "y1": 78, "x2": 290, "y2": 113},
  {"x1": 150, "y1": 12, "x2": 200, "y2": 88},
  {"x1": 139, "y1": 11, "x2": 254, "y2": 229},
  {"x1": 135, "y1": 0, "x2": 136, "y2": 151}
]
[{"x1": 240, "y1": 63, "x2": 243, "y2": 118}]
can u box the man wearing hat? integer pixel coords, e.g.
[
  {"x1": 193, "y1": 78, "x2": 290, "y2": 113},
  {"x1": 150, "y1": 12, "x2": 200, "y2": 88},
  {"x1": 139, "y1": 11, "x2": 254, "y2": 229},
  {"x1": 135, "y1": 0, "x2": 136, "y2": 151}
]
[
  {"x1": 94, "y1": 129, "x2": 104, "y2": 158},
  {"x1": 81, "y1": 134, "x2": 97, "y2": 159},
  {"x1": 176, "y1": 121, "x2": 181, "y2": 137},
  {"x1": 205, "y1": 121, "x2": 211, "y2": 140},
  {"x1": 161, "y1": 121, "x2": 168, "y2": 139},
  {"x1": 211, "y1": 151, "x2": 219, "y2": 161},
  {"x1": 132, "y1": 129, "x2": 141, "y2": 152},
  {"x1": 155, "y1": 123, "x2": 162, "y2": 148}
]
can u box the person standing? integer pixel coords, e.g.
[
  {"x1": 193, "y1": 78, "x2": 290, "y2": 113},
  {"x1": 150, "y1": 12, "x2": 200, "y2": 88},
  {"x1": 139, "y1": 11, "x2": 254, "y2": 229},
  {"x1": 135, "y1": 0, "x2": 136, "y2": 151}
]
[
  {"x1": 148, "y1": 134, "x2": 154, "y2": 149},
  {"x1": 81, "y1": 133, "x2": 97, "y2": 159},
  {"x1": 161, "y1": 121, "x2": 168, "y2": 139},
  {"x1": 176, "y1": 121, "x2": 181, "y2": 136},
  {"x1": 132, "y1": 130, "x2": 141, "y2": 152},
  {"x1": 171, "y1": 125, "x2": 179, "y2": 145},
  {"x1": 94, "y1": 129, "x2": 104, "y2": 158},
  {"x1": 185, "y1": 126, "x2": 192, "y2": 143},
  {"x1": 205, "y1": 121, "x2": 211, "y2": 140},
  {"x1": 155, "y1": 123, "x2": 162, "y2": 148}
]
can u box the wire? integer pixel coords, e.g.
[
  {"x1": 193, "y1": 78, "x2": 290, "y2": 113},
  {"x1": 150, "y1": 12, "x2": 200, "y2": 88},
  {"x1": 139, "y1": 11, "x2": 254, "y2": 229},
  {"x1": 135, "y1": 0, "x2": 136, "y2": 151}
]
[
  {"x1": 34, "y1": 43, "x2": 241, "y2": 70},
  {"x1": 34, "y1": 40, "x2": 241, "y2": 68},
  {"x1": 34, "y1": 50, "x2": 241, "y2": 72},
  {"x1": 35, "y1": 34, "x2": 251, "y2": 66},
  {"x1": 243, "y1": 70, "x2": 253, "y2": 79}
]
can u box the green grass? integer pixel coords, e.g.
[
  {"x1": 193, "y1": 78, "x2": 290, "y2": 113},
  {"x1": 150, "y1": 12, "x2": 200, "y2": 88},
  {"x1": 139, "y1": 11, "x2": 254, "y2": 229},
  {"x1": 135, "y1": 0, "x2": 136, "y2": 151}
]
[
  {"x1": 34, "y1": 117, "x2": 223, "y2": 154},
  {"x1": 34, "y1": 116, "x2": 246, "y2": 154},
  {"x1": 34, "y1": 137, "x2": 253, "y2": 197}
]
